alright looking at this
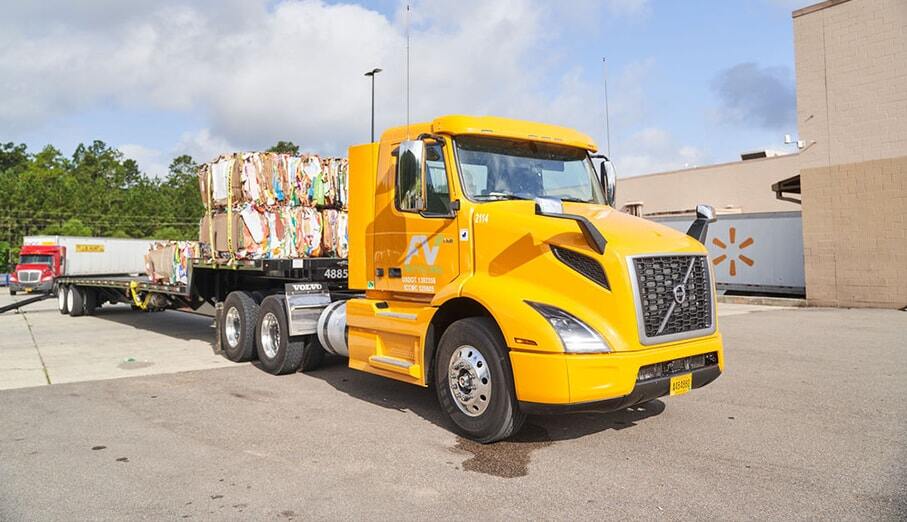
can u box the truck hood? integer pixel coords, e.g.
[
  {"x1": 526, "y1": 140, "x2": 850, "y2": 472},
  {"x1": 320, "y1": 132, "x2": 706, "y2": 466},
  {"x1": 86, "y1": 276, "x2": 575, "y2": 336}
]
[
  {"x1": 15, "y1": 264, "x2": 54, "y2": 273},
  {"x1": 558, "y1": 203, "x2": 704, "y2": 256}
]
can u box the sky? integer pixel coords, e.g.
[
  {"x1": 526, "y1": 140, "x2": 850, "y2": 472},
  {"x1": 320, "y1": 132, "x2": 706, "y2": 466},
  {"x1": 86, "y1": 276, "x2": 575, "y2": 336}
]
[{"x1": 0, "y1": 0, "x2": 814, "y2": 178}]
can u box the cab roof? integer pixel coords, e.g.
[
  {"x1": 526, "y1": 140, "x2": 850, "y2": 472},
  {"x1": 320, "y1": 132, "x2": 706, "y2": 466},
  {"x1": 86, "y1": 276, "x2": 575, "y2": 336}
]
[{"x1": 379, "y1": 115, "x2": 598, "y2": 152}]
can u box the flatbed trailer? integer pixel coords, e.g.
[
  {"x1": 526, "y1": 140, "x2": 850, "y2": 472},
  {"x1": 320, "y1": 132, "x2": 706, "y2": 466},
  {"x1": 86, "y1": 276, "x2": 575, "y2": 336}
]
[{"x1": 57, "y1": 256, "x2": 351, "y2": 311}]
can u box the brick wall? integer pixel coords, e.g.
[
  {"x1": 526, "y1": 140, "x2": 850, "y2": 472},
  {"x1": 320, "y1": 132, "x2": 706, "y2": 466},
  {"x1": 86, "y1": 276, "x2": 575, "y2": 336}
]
[
  {"x1": 800, "y1": 156, "x2": 907, "y2": 308},
  {"x1": 795, "y1": 0, "x2": 907, "y2": 308},
  {"x1": 795, "y1": 0, "x2": 907, "y2": 170}
]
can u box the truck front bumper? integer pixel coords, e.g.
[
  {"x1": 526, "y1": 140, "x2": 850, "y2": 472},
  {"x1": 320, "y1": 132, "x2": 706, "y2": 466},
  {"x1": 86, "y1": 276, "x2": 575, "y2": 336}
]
[
  {"x1": 8, "y1": 280, "x2": 54, "y2": 294},
  {"x1": 509, "y1": 334, "x2": 723, "y2": 414}
]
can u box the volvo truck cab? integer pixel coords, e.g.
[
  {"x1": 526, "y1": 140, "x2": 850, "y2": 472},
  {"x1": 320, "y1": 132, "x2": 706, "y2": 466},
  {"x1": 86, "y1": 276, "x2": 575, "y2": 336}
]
[{"x1": 315, "y1": 115, "x2": 723, "y2": 443}]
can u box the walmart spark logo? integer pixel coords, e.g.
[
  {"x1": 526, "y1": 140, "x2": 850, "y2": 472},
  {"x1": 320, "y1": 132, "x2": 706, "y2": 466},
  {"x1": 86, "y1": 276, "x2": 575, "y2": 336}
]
[{"x1": 712, "y1": 227, "x2": 754, "y2": 277}]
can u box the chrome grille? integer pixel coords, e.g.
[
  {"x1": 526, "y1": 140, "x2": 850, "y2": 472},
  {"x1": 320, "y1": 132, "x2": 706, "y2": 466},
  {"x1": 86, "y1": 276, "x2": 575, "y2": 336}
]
[
  {"x1": 630, "y1": 255, "x2": 714, "y2": 345},
  {"x1": 17, "y1": 270, "x2": 41, "y2": 283}
]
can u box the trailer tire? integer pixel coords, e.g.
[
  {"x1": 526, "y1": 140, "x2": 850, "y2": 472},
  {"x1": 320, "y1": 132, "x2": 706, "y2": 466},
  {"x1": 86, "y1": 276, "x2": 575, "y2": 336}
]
[
  {"x1": 58, "y1": 285, "x2": 69, "y2": 315},
  {"x1": 221, "y1": 291, "x2": 259, "y2": 362},
  {"x1": 68, "y1": 286, "x2": 85, "y2": 317},
  {"x1": 255, "y1": 295, "x2": 305, "y2": 375},
  {"x1": 83, "y1": 289, "x2": 98, "y2": 315},
  {"x1": 299, "y1": 336, "x2": 326, "y2": 372},
  {"x1": 434, "y1": 317, "x2": 526, "y2": 444}
]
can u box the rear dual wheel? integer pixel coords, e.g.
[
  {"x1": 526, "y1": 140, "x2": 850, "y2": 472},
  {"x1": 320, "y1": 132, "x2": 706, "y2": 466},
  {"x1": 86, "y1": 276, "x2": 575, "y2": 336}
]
[{"x1": 255, "y1": 295, "x2": 325, "y2": 375}]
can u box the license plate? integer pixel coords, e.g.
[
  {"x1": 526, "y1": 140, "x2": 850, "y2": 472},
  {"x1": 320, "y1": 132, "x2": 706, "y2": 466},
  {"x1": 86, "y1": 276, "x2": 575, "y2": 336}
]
[
  {"x1": 670, "y1": 373, "x2": 692, "y2": 396},
  {"x1": 25, "y1": 288, "x2": 33, "y2": 293}
]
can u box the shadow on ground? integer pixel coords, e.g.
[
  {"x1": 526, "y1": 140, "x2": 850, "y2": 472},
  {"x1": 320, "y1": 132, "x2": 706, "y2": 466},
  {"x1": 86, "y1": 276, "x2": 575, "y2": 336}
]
[
  {"x1": 307, "y1": 356, "x2": 665, "y2": 477},
  {"x1": 80, "y1": 305, "x2": 216, "y2": 346}
]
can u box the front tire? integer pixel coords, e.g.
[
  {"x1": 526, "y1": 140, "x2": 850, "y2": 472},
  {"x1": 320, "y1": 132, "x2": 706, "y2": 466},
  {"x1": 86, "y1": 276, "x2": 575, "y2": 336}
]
[
  {"x1": 221, "y1": 291, "x2": 259, "y2": 362},
  {"x1": 9, "y1": 290, "x2": 16, "y2": 296},
  {"x1": 434, "y1": 317, "x2": 525, "y2": 443},
  {"x1": 58, "y1": 285, "x2": 69, "y2": 315},
  {"x1": 255, "y1": 295, "x2": 306, "y2": 375}
]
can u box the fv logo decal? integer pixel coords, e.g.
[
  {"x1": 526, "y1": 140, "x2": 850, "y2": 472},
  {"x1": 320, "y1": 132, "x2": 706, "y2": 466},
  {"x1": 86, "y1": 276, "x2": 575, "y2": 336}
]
[{"x1": 404, "y1": 235, "x2": 442, "y2": 265}]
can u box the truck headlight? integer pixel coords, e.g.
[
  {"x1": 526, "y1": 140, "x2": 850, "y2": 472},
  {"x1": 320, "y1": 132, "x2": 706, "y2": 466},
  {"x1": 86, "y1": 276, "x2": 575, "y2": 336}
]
[{"x1": 526, "y1": 301, "x2": 610, "y2": 353}]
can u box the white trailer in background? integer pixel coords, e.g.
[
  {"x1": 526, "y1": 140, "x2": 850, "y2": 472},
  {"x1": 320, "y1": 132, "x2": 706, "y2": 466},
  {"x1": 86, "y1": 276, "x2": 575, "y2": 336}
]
[
  {"x1": 23, "y1": 236, "x2": 158, "y2": 276},
  {"x1": 651, "y1": 211, "x2": 805, "y2": 296}
]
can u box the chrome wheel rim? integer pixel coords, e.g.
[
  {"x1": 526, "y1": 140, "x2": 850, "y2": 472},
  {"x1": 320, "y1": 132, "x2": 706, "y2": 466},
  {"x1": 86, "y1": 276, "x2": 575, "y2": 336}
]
[
  {"x1": 58, "y1": 288, "x2": 66, "y2": 311},
  {"x1": 448, "y1": 345, "x2": 492, "y2": 417},
  {"x1": 224, "y1": 307, "x2": 241, "y2": 348},
  {"x1": 259, "y1": 312, "x2": 280, "y2": 360}
]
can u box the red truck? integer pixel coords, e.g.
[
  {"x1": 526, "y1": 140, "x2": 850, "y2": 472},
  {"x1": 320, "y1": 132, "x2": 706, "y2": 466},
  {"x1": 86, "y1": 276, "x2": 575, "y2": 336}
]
[{"x1": 8, "y1": 245, "x2": 60, "y2": 295}]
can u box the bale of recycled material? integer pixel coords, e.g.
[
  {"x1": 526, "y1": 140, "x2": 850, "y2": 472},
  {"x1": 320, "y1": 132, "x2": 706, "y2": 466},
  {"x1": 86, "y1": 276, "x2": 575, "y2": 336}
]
[{"x1": 197, "y1": 151, "x2": 349, "y2": 261}]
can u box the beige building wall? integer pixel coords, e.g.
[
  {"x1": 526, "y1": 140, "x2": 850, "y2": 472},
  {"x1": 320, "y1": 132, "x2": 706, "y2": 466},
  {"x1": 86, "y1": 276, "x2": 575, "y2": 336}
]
[
  {"x1": 616, "y1": 154, "x2": 801, "y2": 215},
  {"x1": 794, "y1": 0, "x2": 907, "y2": 308}
]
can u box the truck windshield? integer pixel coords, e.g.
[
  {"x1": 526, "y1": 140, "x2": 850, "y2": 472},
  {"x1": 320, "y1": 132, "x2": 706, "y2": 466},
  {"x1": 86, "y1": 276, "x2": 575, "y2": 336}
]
[
  {"x1": 455, "y1": 136, "x2": 604, "y2": 203},
  {"x1": 20, "y1": 255, "x2": 53, "y2": 266}
]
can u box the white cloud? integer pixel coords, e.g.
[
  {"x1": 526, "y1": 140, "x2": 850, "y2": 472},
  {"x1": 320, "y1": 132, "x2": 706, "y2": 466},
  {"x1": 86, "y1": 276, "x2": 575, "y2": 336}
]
[
  {"x1": 616, "y1": 127, "x2": 707, "y2": 177},
  {"x1": 117, "y1": 144, "x2": 169, "y2": 178},
  {"x1": 2, "y1": 0, "x2": 676, "y2": 171}
]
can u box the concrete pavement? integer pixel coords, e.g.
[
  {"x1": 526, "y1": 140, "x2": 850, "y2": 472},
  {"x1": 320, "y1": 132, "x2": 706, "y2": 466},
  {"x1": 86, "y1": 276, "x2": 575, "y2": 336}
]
[
  {"x1": 0, "y1": 289, "x2": 905, "y2": 519},
  {"x1": 0, "y1": 290, "x2": 237, "y2": 390}
]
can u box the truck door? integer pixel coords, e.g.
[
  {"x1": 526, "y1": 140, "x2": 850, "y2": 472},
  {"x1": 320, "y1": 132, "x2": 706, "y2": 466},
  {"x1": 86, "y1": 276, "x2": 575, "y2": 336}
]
[{"x1": 374, "y1": 140, "x2": 460, "y2": 296}]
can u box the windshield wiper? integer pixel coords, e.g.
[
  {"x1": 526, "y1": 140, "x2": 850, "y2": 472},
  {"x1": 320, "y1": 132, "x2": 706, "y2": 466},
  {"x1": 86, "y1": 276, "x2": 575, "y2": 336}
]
[{"x1": 474, "y1": 191, "x2": 531, "y2": 201}]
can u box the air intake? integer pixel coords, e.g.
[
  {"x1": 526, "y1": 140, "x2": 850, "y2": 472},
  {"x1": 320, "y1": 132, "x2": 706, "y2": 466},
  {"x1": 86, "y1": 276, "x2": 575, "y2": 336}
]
[{"x1": 550, "y1": 246, "x2": 609, "y2": 290}]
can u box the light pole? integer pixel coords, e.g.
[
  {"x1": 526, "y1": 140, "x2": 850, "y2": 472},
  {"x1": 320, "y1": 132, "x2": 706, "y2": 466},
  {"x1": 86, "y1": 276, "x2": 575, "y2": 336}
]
[{"x1": 364, "y1": 68, "x2": 382, "y2": 142}]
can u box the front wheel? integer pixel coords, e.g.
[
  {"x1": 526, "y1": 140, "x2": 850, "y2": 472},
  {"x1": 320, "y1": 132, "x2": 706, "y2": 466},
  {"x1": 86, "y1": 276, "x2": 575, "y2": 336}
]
[
  {"x1": 57, "y1": 285, "x2": 69, "y2": 315},
  {"x1": 9, "y1": 290, "x2": 16, "y2": 296},
  {"x1": 434, "y1": 317, "x2": 525, "y2": 444}
]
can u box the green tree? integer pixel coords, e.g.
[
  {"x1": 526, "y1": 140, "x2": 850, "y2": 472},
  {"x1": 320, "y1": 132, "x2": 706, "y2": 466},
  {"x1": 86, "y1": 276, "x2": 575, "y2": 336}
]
[
  {"x1": 152, "y1": 226, "x2": 181, "y2": 240},
  {"x1": 267, "y1": 141, "x2": 300, "y2": 155},
  {"x1": 109, "y1": 229, "x2": 130, "y2": 238}
]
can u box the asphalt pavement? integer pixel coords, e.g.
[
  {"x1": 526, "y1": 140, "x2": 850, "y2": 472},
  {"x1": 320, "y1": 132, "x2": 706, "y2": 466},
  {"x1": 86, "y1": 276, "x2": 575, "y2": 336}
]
[{"x1": 0, "y1": 290, "x2": 904, "y2": 520}]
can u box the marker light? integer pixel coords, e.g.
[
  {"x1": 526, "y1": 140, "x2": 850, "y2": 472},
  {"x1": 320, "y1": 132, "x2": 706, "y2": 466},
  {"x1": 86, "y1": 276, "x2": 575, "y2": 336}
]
[{"x1": 526, "y1": 301, "x2": 610, "y2": 353}]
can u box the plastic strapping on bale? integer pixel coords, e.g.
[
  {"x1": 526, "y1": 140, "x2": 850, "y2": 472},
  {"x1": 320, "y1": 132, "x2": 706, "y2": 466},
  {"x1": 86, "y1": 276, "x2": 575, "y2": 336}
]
[
  {"x1": 226, "y1": 155, "x2": 236, "y2": 265},
  {"x1": 129, "y1": 281, "x2": 152, "y2": 310},
  {"x1": 206, "y1": 166, "x2": 215, "y2": 263}
]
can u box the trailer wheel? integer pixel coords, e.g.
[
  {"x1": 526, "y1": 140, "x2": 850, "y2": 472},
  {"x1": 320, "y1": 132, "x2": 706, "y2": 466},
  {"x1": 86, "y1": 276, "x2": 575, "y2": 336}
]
[
  {"x1": 68, "y1": 286, "x2": 85, "y2": 317},
  {"x1": 58, "y1": 285, "x2": 69, "y2": 315},
  {"x1": 434, "y1": 317, "x2": 526, "y2": 444},
  {"x1": 221, "y1": 291, "x2": 259, "y2": 362},
  {"x1": 83, "y1": 289, "x2": 98, "y2": 315},
  {"x1": 255, "y1": 295, "x2": 306, "y2": 375}
]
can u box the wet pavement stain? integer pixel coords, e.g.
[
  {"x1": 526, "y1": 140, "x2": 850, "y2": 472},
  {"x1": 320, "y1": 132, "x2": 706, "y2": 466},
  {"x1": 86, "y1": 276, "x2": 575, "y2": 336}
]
[
  {"x1": 91, "y1": 446, "x2": 106, "y2": 451},
  {"x1": 454, "y1": 423, "x2": 553, "y2": 478},
  {"x1": 115, "y1": 457, "x2": 129, "y2": 462}
]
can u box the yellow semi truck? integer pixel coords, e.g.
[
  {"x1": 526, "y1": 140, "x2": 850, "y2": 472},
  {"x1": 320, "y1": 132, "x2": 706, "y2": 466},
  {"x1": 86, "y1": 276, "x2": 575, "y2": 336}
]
[{"x1": 55, "y1": 115, "x2": 723, "y2": 443}]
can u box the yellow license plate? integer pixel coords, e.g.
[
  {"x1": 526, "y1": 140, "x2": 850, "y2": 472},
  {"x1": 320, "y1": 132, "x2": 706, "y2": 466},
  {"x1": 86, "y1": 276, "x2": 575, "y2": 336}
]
[
  {"x1": 670, "y1": 373, "x2": 692, "y2": 396},
  {"x1": 25, "y1": 288, "x2": 33, "y2": 293}
]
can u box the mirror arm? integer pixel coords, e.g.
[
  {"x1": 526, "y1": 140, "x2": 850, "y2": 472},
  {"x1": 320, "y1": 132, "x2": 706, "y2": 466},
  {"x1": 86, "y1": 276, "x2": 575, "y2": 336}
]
[
  {"x1": 686, "y1": 204, "x2": 717, "y2": 244},
  {"x1": 417, "y1": 133, "x2": 447, "y2": 145}
]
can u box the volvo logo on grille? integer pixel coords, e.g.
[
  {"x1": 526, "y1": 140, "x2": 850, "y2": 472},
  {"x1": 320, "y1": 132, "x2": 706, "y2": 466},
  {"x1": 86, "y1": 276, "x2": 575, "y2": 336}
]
[{"x1": 672, "y1": 284, "x2": 687, "y2": 304}]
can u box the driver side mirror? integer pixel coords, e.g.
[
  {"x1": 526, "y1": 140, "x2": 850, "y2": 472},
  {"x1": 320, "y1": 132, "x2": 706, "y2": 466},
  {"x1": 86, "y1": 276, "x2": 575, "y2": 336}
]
[
  {"x1": 396, "y1": 140, "x2": 426, "y2": 211},
  {"x1": 598, "y1": 159, "x2": 617, "y2": 207}
]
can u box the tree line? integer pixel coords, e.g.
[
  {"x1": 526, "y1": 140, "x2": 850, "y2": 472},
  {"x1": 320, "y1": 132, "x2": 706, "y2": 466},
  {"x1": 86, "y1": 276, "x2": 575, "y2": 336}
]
[{"x1": 0, "y1": 139, "x2": 300, "y2": 272}]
